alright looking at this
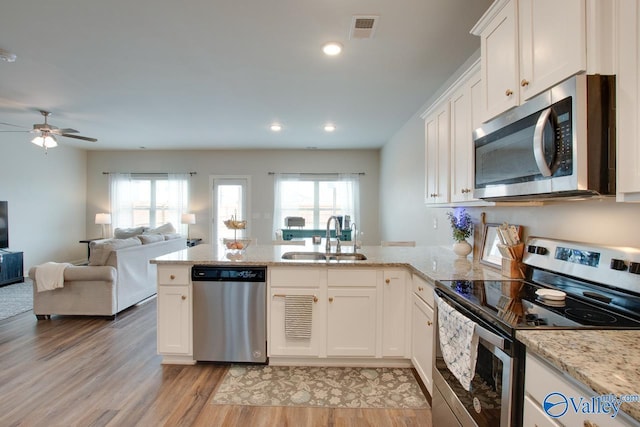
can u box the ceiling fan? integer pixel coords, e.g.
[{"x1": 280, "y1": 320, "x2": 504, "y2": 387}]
[{"x1": 0, "y1": 110, "x2": 98, "y2": 150}]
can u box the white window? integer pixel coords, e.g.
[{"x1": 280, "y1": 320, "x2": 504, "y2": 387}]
[
  {"x1": 272, "y1": 173, "x2": 360, "y2": 236},
  {"x1": 211, "y1": 176, "x2": 250, "y2": 243},
  {"x1": 109, "y1": 173, "x2": 189, "y2": 234}
]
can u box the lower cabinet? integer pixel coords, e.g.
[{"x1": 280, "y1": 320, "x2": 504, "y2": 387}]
[
  {"x1": 327, "y1": 287, "x2": 377, "y2": 357},
  {"x1": 382, "y1": 270, "x2": 409, "y2": 357},
  {"x1": 411, "y1": 275, "x2": 435, "y2": 396},
  {"x1": 0, "y1": 251, "x2": 24, "y2": 286},
  {"x1": 157, "y1": 284, "x2": 191, "y2": 355}
]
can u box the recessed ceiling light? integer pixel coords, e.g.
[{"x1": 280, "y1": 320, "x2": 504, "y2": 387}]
[
  {"x1": 324, "y1": 124, "x2": 336, "y2": 132},
  {"x1": 322, "y1": 42, "x2": 343, "y2": 56},
  {"x1": 270, "y1": 123, "x2": 282, "y2": 132}
]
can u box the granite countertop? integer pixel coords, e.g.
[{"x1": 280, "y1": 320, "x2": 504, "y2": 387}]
[
  {"x1": 151, "y1": 242, "x2": 507, "y2": 283},
  {"x1": 517, "y1": 329, "x2": 640, "y2": 422}
]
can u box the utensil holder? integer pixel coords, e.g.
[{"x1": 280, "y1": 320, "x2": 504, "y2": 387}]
[{"x1": 498, "y1": 243, "x2": 525, "y2": 279}]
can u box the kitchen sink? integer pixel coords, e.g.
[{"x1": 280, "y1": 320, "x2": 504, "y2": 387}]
[{"x1": 281, "y1": 252, "x2": 367, "y2": 261}]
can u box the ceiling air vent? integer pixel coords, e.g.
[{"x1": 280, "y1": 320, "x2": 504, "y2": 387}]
[{"x1": 349, "y1": 15, "x2": 379, "y2": 39}]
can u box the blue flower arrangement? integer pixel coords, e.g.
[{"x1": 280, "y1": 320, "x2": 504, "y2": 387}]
[{"x1": 446, "y1": 209, "x2": 473, "y2": 242}]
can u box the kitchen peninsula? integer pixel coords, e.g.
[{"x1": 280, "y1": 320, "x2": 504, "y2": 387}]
[{"x1": 151, "y1": 243, "x2": 640, "y2": 425}]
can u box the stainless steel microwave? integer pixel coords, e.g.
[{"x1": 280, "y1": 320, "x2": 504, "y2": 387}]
[{"x1": 473, "y1": 75, "x2": 616, "y2": 201}]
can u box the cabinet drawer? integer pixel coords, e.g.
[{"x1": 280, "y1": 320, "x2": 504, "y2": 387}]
[
  {"x1": 158, "y1": 266, "x2": 190, "y2": 285},
  {"x1": 327, "y1": 269, "x2": 377, "y2": 287},
  {"x1": 413, "y1": 275, "x2": 434, "y2": 307},
  {"x1": 270, "y1": 268, "x2": 322, "y2": 288}
]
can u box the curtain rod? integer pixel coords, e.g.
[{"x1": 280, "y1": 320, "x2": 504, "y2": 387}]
[
  {"x1": 268, "y1": 172, "x2": 365, "y2": 176},
  {"x1": 102, "y1": 172, "x2": 197, "y2": 176}
]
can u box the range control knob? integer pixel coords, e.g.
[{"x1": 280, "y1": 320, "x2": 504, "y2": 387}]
[
  {"x1": 527, "y1": 245, "x2": 537, "y2": 254},
  {"x1": 610, "y1": 258, "x2": 627, "y2": 271},
  {"x1": 629, "y1": 262, "x2": 640, "y2": 275},
  {"x1": 535, "y1": 246, "x2": 548, "y2": 255}
]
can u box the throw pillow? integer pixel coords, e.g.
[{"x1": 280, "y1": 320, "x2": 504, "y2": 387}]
[
  {"x1": 137, "y1": 234, "x2": 165, "y2": 244},
  {"x1": 114, "y1": 226, "x2": 147, "y2": 239},
  {"x1": 144, "y1": 222, "x2": 176, "y2": 235},
  {"x1": 163, "y1": 233, "x2": 183, "y2": 240},
  {"x1": 89, "y1": 237, "x2": 142, "y2": 266}
]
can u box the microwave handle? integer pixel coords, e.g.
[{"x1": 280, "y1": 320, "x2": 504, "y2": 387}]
[{"x1": 533, "y1": 107, "x2": 554, "y2": 177}]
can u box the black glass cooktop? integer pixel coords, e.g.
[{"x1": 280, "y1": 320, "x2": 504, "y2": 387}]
[{"x1": 435, "y1": 279, "x2": 640, "y2": 331}]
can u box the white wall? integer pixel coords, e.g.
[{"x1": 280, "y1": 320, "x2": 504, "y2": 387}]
[
  {"x1": 0, "y1": 133, "x2": 87, "y2": 269},
  {"x1": 86, "y1": 149, "x2": 380, "y2": 245},
  {"x1": 380, "y1": 74, "x2": 640, "y2": 251}
]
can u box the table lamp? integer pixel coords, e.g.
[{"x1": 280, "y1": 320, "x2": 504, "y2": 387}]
[
  {"x1": 181, "y1": 213, "x2": 196, "y2": 239},
  {"x1": 95, "y1": 213, "x2": 111, "y2": 238}
]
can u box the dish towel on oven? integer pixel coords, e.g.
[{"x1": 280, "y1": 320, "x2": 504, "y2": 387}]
[
  {"x1": 285, "y1": 295, "x2": 314, "y2": 339},
  {"x1": 435, "y1": 294, "x2": 479, "y2": 391}
]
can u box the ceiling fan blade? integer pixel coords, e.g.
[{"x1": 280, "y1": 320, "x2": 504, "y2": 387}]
[
  {"x1": 60, "y1": 133, "x2": 98, "y2": 142},
  {"x1": 57, "y1": 128, "x2": 79, "y2": 134},
  {"x1": 0, "y1": 121, "x2": 30, "y2": 129},
  {"x1": 0, "y1": 130, "x2": 30, "y2": 133}
]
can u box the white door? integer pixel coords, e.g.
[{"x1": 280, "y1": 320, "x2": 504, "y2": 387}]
[{"x1": 211, "y1": 176, "x2": 250, "y2": 244}]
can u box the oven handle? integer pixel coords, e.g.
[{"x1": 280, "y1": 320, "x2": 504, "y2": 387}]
[
  {"x1": 434, "y1": 288, "x2": 508, "y2": 352},
  {"x1": 533, "y1": 107, "x2": 558, "y2": 177}
]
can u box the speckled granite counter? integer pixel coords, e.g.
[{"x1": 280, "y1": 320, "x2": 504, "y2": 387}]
[
  {"x1": 517, "y1": 329, "x2": 640, "y2": 422},
  {"x1": 151, "y1": 243, "x2": 506, "y2": 283}
]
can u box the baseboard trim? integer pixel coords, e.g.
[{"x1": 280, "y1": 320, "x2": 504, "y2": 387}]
[{"x1": 268, "y1": 357, "x2": 412, "y2": 368}]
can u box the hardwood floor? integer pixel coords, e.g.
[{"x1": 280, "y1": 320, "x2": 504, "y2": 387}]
[{"x1": 0, "y1": 299, "x2": 432, "y2": 427}]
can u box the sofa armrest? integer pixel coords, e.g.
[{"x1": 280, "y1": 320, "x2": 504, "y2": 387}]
[{"x1": 29, "y1": 265, "x2": 117, "y2": 283}]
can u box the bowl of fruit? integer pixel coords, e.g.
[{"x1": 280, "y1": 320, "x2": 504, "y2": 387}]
[{"x1": 223, "y1": 238, "x2": 251, "y2": 254}]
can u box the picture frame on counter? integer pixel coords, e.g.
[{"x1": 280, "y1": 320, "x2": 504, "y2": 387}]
[{"x1": 480, "y1": 223, "x2": 522, "y2": 268}]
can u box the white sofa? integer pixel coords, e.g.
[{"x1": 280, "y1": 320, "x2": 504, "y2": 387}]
[{"x1": 29, "y1": 235, "x2": 187, "y2": 319}]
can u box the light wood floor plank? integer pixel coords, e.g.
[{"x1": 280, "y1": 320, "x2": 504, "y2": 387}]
[{"x1": 0, "y1": 300, "x2": 432, "y2": 427}]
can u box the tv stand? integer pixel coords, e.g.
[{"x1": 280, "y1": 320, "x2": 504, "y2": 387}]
[{"x1": 0, "y1": 251, "x2": 24, "y2": 286}]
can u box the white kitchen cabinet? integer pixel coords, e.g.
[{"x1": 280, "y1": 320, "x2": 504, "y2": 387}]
[
  {"x1": 269, "y1": 287, "x2": 324, "y2": 357},
  {"x1": 424, "y1": 101, "x2": 450, "y2": 204},
  {"x1": 156, "y1": 265, "x2": 193, "y2": 361},
  {"x1": 450, "y1": 64, "x2": 482, "y2": 203},
  {"x1": 411, "y1": 275, "x2": 435, "y2": 396},
  {"x1": 472, "y1": 0, "x2": 600, "y2": 121},
  {"x1": 616, "y1": 0, "x2": 640, "y2": 202},
  {"x1": 524, "y1": 352, "x2": 638, "y2": 427},
  {"x1": 381, "y1": 269, "x2": 408, "y2": 357},
  {"x1": 326, "y1": 269, "x2": 378, "y2": 357}
]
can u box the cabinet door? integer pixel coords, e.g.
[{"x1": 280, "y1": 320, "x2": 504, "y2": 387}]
[
  {"x1": 518, "y1": 0, "x2": 586, "y2": 101},
  {"x1": 327, "y1": 287, "x2": 377, "y2": 357},
  {"x1": 424, "y1": 102, "x2": 450, "y2": 204},
  {"x1": 450, "y1": 83, "x2": 474, "y2": 202},
  {"x1": 157, "y1": 285, "x2": 191, "y2": 355},
  {"x1": 382, "y1": 270, "x2": 407, "y2": 357},
  {"x1": 412, "y1": 294, "x2": 434, "y2": 396},
  {"x1": 269, "y1": 288, "x2": 323, "y2": 357},
  {"x1": 481, "y1": 0, "x2": 519, "y2": 120},
  {"x1": 616, "y1": 0, "x2": 640, "y2": 201}
]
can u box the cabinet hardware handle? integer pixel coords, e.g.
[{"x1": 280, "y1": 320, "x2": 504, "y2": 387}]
[
  {"x1": 427, "y1": 321, "x2": 433, "y2": 326},
  {"x1": 385, "y1": 278, "x2": 390, "y2": 284},
  {"x1": 505, "y1": 89, "x2": 513, "y2": 96},
  {"x1": 170, "y1": 275, "x2": 175, "y2": 280},
  {"x1": 329, "y1": 297, "x2": 334, "y2": 303},
  {"x1": 313, "y1": 296, "x2": 318, "y2": 303},
  {"x1": 181, "y1": 295, "x2": 186, "y2": 300},
  {"x1": 583, "y1": 421, "x2": 598, "y2": 427},
  {"x1": 418, "y1": 286, "x2": 424, "y2": 291},
  {"x1": 521, "y1": 79, "x2": 529, "y2": 87}
]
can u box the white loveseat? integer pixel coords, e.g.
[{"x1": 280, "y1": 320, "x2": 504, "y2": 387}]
[{"x1": 29, "y1": 233, "x2": 187, "y2": 319}]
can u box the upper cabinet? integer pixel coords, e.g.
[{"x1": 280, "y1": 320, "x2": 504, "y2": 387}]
[
  {"x1": 616, "y1": 0, "x2": 640, "y2": 201},
  {"x1": 424, "y1": 101, "x2": 450, "y2": 204},
  {"x1": 472, "y1": 0, "x2": 611, "y2": 122}
]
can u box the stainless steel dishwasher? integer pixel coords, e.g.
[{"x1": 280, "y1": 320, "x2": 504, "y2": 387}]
[{"x1": 191, "y1": 265, "x2": 267, "y2": 363}]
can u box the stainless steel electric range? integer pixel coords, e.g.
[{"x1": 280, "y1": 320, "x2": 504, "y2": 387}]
[{"x1": 432, "y1": 237, "x2": 640, "y2": 427}]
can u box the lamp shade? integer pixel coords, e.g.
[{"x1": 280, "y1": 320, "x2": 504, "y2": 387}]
[
  {"x1": 181, "y1": 213, "x2": 196, "y2": 225},
  {"x1": 95, "y1": 213, "x2": 112, "y2": 225}
]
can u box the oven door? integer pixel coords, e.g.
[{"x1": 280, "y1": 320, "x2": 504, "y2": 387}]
[{"x1": 433, "y1": 290, "x2": 514, "y2": 427}]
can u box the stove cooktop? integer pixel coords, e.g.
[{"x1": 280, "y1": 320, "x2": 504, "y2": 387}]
[{"x1": 435, "y1": 279, "x2": 640, "y2": 331}]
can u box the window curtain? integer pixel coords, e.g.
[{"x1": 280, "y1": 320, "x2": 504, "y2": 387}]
[
  {"x1": 109, "y1": 173, "x2": 133, "y2": 232},
  {"x1": 272, "y1": 173, "x2": 300, "y2": 239},
  {"x1": 338, "y1": 173, "x2": 361, "y2": 235},
  {"x1": 167, "y1": 173, "x2": 190, "y2": 236}
]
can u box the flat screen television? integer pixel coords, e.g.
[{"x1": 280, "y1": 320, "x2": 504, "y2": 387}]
[{"x1": 0, "y1": 201, "x2": 8, "y2": 249}]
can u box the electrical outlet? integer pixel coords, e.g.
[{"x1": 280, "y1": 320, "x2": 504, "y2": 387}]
[{"x1": 433, "y1": 217, "x2": 438, "y2": 229}]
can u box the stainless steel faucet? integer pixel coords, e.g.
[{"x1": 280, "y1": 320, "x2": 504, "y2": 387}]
[
  {"x1": 350, "y1": 222, "x2": 357, "y2": 252},
  {"x1": 326, "y1": 216, "x2": 342, "y2": 253}
]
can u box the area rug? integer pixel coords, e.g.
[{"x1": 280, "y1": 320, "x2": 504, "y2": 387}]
[
  {"x1": 0, "y1": 279, "x2": 33, "y2": 321},
  {"x1": 210, "y1": 366, "x2": 429, "y2": 409}
]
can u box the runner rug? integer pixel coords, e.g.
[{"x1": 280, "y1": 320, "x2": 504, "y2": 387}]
[
  {"x1": 0, "y1": 280, "x2": 32, "y2": 321},
  {"x1": 210, "y1": 365, "x2": 429, "y2": 409}
]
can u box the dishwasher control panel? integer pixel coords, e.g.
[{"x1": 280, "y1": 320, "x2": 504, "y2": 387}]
[{"x1": 192, "y1": 265, "x2": 266, "y2": 282}]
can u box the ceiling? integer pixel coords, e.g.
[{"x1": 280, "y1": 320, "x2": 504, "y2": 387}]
[{"x1": 0, "y1": 0, "x2": 491, "y2": 151}]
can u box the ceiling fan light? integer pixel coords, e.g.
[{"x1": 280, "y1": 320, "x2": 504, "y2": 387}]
[
  {"x1": 31, "y1": 136, "x2": 45, "y2": 147},
  {"x1": 43, "y1": 135, "x2": 58, "y2": 148}
]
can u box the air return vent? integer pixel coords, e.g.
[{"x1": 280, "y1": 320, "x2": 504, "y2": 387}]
[{"x1": 349, "y1": 15, "x2": 379, "y2": 39}]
